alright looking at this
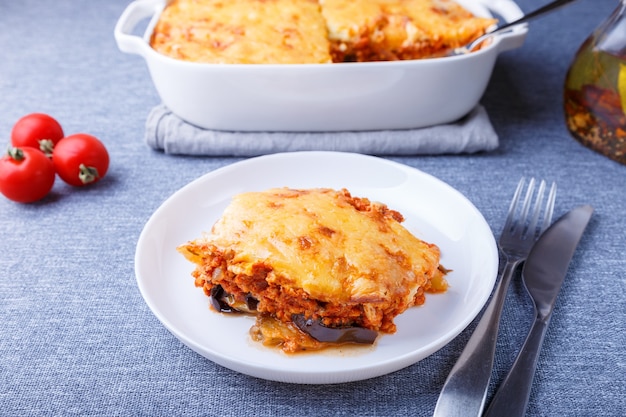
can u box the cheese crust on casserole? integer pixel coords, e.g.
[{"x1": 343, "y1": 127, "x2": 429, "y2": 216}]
[
  {"x1": 150, "y1": 0, "x2": 496, "y2": 63},
  {"x1": 149, "y1": 0, "x2": 332, "y2": 64},
  {"x1": 320, "y1": 0, "x2": 497, "y2": 61},
  {"x1": 178, "y1": 187, "x2": 447, "y2": 353}
]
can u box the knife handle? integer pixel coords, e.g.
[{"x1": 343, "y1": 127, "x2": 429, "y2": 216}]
[
  {"x1": 433, "y1": 260, "x2": 521, "y2": 417},
  {"x1": 483, "y1": 314, "x2": 551, "y2": 417}
]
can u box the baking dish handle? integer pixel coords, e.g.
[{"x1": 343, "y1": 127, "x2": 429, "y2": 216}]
[{"x1": 114, "y1": 0, "x2": 162, "y2": 56}]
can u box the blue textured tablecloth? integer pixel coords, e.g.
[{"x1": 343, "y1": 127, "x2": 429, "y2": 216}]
[{"x1": 1, "y1": 0, "x2": 624, "y2": 416}]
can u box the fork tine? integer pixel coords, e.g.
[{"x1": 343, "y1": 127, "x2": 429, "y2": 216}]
[
  {"x1": 503, "y1": 177, "x2": 526, "y2": 232},
  {"x1": 526, "y1": 179, "x2": 546, "y2": 238},
  {"x1": 517, "y1": 177, "x2": 536, "y2": 234},
  {"x1": 540, "y1": 182, "x2": 557, "y2": 233}
]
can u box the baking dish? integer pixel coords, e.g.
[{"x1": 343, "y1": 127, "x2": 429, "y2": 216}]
[{"x1": 114, "y1": 0, "x2": 526, "y2": 132}]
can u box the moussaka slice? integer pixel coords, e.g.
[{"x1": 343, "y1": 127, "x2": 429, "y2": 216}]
[
  {"x1": 178, "y1": 187, "x2": 447, "y2": 353},
  {"x1": 320, "y1": 0, "x2": 497, "y2": 61},
  {"x1": 150, "y1": 0, "x2": 332, "y2": 64}
]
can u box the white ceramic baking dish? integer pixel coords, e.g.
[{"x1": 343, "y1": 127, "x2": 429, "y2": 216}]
[{"x1": 114, "y1": 0, "x2": 526, "y2": 132}]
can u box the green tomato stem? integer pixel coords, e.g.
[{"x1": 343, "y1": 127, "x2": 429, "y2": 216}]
[
  {"x1": 38, "y1": 139, "x2": 55, "y2": 157},
  {"x1": 78, "y1": 164, "x2": 99, "y2": 184},
  {"x1": 7, "y1": 147, "x2": 25, "y2": 161}
]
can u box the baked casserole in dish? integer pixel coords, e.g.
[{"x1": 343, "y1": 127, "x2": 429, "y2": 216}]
[{"x1": 115, "y1": 0, "x2": 527, "y2": 131}]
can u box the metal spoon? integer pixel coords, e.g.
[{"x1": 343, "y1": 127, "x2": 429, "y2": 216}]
[{"x1": 452, "y1": 0, "x2": 579, "y2": 55}]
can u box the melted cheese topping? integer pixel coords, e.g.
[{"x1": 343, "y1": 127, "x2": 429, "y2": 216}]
[
  {"x1": 151, "y1": 0, "x2": 496, "y2": 63},
  {"x1": 179, "y1": 188, "x2": 446, "y2": 352},
  {"x1": 202, "y1": 188, "x2": 439, "y2": 303},
  {"x1": 150, "y1": 0, "x2": 332, "y2": 64}
]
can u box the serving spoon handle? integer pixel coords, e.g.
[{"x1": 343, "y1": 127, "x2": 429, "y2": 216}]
[{"x1": 461, "y1": 0, "x2": 580, "y2": 53}]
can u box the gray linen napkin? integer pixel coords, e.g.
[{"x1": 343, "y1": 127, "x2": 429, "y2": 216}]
[{"x1": 144, "y1": 104, "x2": 498, "y2": 156}]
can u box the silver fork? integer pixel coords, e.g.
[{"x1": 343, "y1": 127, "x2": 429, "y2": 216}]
[{"x1": 433, "y1": 177, "x2": 557, "y2": 417}]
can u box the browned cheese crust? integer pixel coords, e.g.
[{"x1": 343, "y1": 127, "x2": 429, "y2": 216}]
[
  {"x1": 150, "y1": 0, "x2": 496, "y2": 63},
  {"x1": 150, "y1": 0, "x2": 332, "y2": 64}
]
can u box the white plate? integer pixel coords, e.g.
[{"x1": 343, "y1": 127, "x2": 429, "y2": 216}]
[{"x1": 135, "y1": 151, "x2": 498, "y2": 384}]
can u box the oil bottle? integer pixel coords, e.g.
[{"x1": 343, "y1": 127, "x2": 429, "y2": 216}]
[{"x1": 564, "y1": 0, "x2": 626, "y2": 164}]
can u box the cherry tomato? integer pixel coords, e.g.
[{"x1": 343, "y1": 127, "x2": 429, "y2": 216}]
[
  {"x1": 53, "y1": 133, "x2": 109, "y2": 187},
  {"x1": 11, "y1": 113, "x2": 64, "y2": 156},
  {"x1": 0, "y1": 147, "x2": 56, "y2": 203}
]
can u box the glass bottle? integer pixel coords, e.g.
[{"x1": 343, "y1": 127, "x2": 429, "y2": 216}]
[{"x1": 563, "y1": 0, "x2": 626, "y2": 165}]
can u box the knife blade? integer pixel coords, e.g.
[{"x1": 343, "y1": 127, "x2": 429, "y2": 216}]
[{"x1": 483, "y1": 205, "x2": 594, "y2": 417}]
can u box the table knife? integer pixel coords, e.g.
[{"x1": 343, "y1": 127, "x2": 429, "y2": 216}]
[{"x1": 483, "y1": 204, "x2": 594, "y2": 417}]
